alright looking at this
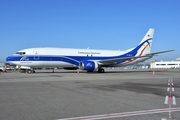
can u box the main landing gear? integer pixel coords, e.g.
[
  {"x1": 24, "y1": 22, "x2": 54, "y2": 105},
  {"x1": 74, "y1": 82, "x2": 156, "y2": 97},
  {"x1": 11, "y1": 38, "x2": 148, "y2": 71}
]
[
  {"x1": 87, "y1": 68, "x2": 105, "y2": 73},
  {"x1": 98, "y1": 68, "x2": 105, "y2": 73}
]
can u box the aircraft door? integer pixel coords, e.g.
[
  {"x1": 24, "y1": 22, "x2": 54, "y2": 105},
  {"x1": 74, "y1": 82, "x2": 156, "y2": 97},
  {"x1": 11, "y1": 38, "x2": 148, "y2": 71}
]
[{"x1": 33, "y1": 49, "x2": 39, "y2": 60}]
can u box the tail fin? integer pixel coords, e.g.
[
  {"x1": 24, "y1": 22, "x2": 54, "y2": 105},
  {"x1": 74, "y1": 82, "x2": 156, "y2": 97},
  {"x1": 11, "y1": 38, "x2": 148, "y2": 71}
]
[
  {"x1": 139, "y1": 28, "x2": 154, "y2": 45},
  {"x1": 137, "y1": 28, "x2": 154, "y2": 55}
]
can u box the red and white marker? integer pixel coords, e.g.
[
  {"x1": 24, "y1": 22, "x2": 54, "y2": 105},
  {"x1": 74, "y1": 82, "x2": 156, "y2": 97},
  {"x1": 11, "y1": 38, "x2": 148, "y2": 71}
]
[
  {"x1": 168, "y1": 83, "x2": 174, "y2": 86},
  {"x1": 164, "y1": 96, "x2": 176, "y2": 105},
  {"x1": 168, "y1": 78, "x2": 174, "y2": 86},
  {"x1": 167, "y1": 87, "x2": 174, "y2": 92},
  {"x1": 168, "y1": 78, "x2": 173, "y2": 83}
]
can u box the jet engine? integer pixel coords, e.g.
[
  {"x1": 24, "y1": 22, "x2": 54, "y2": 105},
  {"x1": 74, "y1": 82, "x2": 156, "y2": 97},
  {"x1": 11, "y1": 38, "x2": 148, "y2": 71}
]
[{"x1": 79, "y1": 61, "x2": 99, "y2": 71}]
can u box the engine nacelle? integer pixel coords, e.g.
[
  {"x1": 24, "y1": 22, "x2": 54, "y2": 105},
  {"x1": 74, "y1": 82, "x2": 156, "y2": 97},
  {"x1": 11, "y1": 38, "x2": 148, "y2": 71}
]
[{"x1": 79, "y1": 61, "x2": 99, "y2": 71}]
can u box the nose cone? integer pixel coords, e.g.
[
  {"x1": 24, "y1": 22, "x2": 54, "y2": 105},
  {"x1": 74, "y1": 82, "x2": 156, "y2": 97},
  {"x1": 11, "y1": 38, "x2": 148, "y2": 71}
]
[
  {"x1": 6, "y1": 56, "x2": 15, "y2": 63},
  {"x1": 6, "y1": 55, "x2": 22, "y2": 66},
  {"x1": 6, "y1": 56, "x2": 11, "y2": 61}
]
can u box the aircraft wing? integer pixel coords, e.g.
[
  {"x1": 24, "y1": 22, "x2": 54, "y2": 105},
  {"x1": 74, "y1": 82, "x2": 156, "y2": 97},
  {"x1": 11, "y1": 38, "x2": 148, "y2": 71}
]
[
  {"x1": 98, "y1": 55, "x2": 150, "y2": 65},
  {"x1": 98, "y1": 50, "x2": 174, "y2": 65}
]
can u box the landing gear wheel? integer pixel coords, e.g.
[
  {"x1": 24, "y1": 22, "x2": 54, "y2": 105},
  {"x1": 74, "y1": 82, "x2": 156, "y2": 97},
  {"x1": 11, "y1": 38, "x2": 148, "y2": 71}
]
[
  {"x1": 98, "y1": 68, "x2": 105, "y2": 73},
  {"x1": 27, "y1": 70, "x2": 31, "y2": 74}
]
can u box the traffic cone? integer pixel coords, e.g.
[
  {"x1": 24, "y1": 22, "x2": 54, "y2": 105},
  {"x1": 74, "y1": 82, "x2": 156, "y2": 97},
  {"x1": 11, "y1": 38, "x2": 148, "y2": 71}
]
[{"x1": 152, "y1": 71, "x2": 155, "y2": 76}]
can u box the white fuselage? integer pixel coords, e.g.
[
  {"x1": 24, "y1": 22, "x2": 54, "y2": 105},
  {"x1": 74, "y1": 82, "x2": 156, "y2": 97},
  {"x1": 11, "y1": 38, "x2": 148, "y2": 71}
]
[{"x1": 7, "y1": 47, "x2": 149, "y2": 68}]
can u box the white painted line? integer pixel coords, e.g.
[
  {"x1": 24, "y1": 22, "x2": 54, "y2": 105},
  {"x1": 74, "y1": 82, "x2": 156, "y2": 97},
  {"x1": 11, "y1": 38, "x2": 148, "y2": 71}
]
[
  {"x1": 161, "y1": 118, "x2": 173, "y2": 120},
  {"x1": 167, "y1": 87, "x2": 174, "y2": 92},
  {"x1": 172, "y1": 87, "x2": 175, "y2": 91},
  {"x1": 173, "y1": 96, "x2": 176, "y2": 105},
  {"x1": 56, "y1": 107, "x2": 180, "y2": 120},
  {"x1": 165, "y1": 96, "x2": 168, "y2": 104}
]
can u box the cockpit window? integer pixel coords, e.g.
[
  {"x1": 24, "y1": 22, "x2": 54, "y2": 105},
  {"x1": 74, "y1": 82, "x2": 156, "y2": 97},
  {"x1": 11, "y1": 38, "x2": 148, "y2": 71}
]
[{"x1": 15, "y1": 52, "x2": 26, "y2": 55}]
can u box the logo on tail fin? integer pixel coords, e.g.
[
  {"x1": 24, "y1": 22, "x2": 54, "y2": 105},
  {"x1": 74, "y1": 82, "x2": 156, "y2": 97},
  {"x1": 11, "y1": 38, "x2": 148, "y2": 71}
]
[{"x1": 143, "y1": 40, "x2": 151, "y2": 50}]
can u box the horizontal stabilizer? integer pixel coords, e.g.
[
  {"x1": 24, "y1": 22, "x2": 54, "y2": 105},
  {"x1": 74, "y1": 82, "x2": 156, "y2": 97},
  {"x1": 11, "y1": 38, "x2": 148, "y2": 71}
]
[{"x1": 145, "y1": 50, "x2": 174, "y2": 56}]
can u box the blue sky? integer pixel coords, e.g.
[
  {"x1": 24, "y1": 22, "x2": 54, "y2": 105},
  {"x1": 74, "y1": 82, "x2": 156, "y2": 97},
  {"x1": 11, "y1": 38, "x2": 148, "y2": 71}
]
[{"x1": 0, "y1": 0, "x2": 180, "y2": 62}]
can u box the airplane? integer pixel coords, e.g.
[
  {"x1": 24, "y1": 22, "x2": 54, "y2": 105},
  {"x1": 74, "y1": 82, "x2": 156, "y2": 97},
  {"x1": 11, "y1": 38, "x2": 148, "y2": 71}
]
[{"x1": 6, "y1": 28, "x2": 173, "y2": 73}]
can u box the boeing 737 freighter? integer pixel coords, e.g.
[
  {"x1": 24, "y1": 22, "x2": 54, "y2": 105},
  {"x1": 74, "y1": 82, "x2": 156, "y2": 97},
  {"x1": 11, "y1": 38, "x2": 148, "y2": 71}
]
[{"x1": 6, "y1": 28, "x2": 173, "y2": 73}]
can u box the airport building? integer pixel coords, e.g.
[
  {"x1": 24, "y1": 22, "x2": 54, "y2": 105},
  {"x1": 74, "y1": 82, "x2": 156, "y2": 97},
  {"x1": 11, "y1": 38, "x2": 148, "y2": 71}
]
[{"x1": 150, "y1": 59, "x2": 180, "y2": 69}]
